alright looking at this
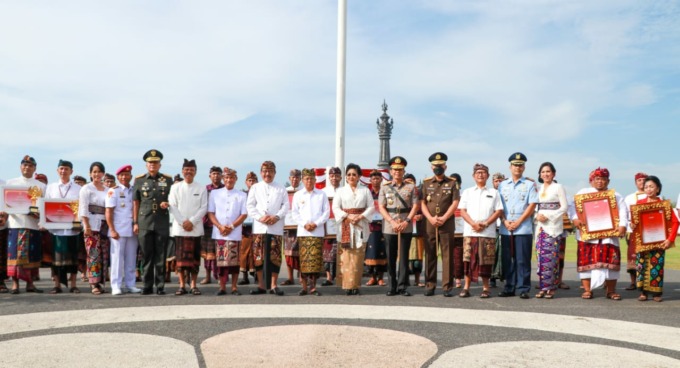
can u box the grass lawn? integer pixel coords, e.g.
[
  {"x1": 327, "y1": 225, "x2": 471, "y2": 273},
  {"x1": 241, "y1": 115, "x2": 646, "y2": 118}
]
[{"x1": 562, "y1": 236, "x2": 680, "y2": 270}]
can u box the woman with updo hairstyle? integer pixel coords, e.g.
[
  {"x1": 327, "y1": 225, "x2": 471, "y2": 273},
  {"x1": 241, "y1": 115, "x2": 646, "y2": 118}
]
[
  {"x1": 78, "y1": 162, "x2": 109, "y2": 295},
  {"x1": 631, "y1": 175, "x2": 679, "y2": 302},
  {"x1": 332, "y1": 163, "x2": 375, "y2": 295}
]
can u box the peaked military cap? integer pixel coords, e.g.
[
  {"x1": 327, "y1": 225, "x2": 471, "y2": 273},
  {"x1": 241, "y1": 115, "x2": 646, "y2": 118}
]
[
  {"x1": 389, "y1": 156, "x2": 407, "y2": 169},
  {"x1": 143, "y1": 149, "x2": 163, "y2": 162},
  {"x1": 508, "y1": 152, "x2": 527, "y2": 165},
  {"x1": 429, "y1": 152, "x2": 447, "y2": 165}
]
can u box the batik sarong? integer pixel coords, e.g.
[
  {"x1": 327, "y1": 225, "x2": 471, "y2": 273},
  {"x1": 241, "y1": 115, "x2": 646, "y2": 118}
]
[
  {"x1": 0, "y1": 228, "x2": 8, "y2": 282},
  {"x1": 175, "y1": 236, "x2": 201, "y2": 274},
  {"x1": 52, "y1": 234, "x2": 79, "y2": 286},
  {"x1": 298, "y1": 236, "x2": 323, "y2": 274},
  {"x1": 626, "y1": 235, "x2": 637, "y2": 274},
  {"x1": 636, "y1": 250, "x2": 664, "y2": 296},
  {"x1": 535, "y1": 228, "x2": 559, "y2": 291},
  {"x1": 452, "y1": 236, "x2": 464, "y2": 279},
  {"x1": 7, "y1": 229, "x2": 42, "y2": 281},
  {"x1": 216, "y1": 240, "x2": 240, "y2": 275},
  {"x1": 252, "y1": 234, "x2": 282, "y2": 272},
  {"x1": 339, "y1": 245, "x2": 366, "y2": 289},
  {"x1": 41, "y1": 230, "x2": 53, "y2": 267},
  {"x1": 491, "y1": 232, "x2": 503, "y2": 281},
  {"x1": 323, "y1": 239, "x2": 338, "y2": 278},
  {"x1": 463, "y1": 237, "x2": 496, "y2": 282},
  {"x1": 365, "y1": 229, "x2": 387, "y2": 268},
  {"x1": 576, "y1": 240, "x2": 621, "y2": 272},
  {"x1": 284, "y1": 229, "x2": 300, "y2": 270},
  {"x1": 84, "y1": 231, "x2": 109, "y2": 285},
  {"x1": 239, "y1": 235, "x2": 254, "y2": 272}
]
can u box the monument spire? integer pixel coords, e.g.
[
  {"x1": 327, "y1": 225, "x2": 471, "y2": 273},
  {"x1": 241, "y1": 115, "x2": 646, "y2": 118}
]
[{"x1": 376, "y1": 100, "x2": 393, "y2": 169}]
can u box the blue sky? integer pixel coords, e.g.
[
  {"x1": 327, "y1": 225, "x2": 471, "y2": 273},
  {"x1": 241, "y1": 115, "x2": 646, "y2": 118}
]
[{"x1": 1, "y1": 0, "x2": 679, "y2": 198}]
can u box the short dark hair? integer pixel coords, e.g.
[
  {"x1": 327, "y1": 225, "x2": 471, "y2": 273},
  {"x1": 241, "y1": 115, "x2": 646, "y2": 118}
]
[
  {"x1": 345, "y1": 163, "x2": 361, "y2": 176},
  {"x1": 538, "y1": 162, "x2": 556, "y2": 183}
]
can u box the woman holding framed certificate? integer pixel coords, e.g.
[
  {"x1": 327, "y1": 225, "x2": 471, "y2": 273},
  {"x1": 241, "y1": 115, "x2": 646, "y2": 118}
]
[
  {"x1": 630, "y1": 176, "x2": 679, "y2": 302},
  {"x1": 79, "y1": 162, "x2": 109, "y2": 295},
  {"x1": 534, "y1": 162, "x2": 568, "y2": 299}
]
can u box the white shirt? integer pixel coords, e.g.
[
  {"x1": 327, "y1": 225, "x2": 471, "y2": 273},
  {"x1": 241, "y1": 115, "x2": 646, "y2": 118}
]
[
  {"x1": 323, "y1": 185, "x2": 339, "y2": 199},
  {"x1": 246, "y1": 181, "x2": 289, "y2": 236},
  {"x1": 7, "y1": 176, "x2": 46, "y2": 230},
  {"x1": 78, "y1": 182, "x2": 107, "y2": 232},
  {"x1": 291, "y1": 188, "x2": 330, "y2": 237},
  {"x1": 44, "y1": 180, "x2": 82, "y2": 236},
  {"x1": 572, "y1": 187, "x2": 627, "y2": 244},
  {"x1": 286, "y1": 184, "x2": 302, "y2": 192},
  {"x1": 168, "y1": 180, "x2": 208, "y2": 237},
  {"x1": 535, "y1": 182, "x2": 568, "y2": 237},
  {"x1": 208, "y1": 187, "x2": 247, "y2": 241},
  {"x1": 105, "y1": 185, "x2": 134, "y2": 237},
  {"x1": 332, "y1": 185, "x2": 375, "y2": 247},
  {"x1": 625, "y1": 191, "x2": 647, "y2": 232},
  {"x1": 458, "y1": 185, "x2": 503, "y2": 238}
]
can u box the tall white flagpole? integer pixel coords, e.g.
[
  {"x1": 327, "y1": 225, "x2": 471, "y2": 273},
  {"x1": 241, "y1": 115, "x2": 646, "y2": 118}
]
[{"x1": 335, "y1": 0, "x2": 347, "y2": 174}]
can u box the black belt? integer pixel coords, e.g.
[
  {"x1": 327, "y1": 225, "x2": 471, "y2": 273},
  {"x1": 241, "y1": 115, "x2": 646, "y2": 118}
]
[
  {"x1": 387, "y1": 207, "x2": 411, "y2": 214},
  {"x1": 88, "y1": 204, "x2": 106, "y2": 215}
]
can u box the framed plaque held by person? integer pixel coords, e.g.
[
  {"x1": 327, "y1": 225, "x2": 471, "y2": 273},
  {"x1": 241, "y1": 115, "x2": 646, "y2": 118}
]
[
  {"x1": 630, "y1": 200, "x2": 675, "y2": 252},
  {"x1": 39, "y1": 198, "x2": 81, "y2": 230},
  {"x1": 0, "y1": 185, "x2": 33, "y2": 214},
  {"x1": 324, "y1": 198, "x2": 337, "y2": 239},
  {"x1": 284, "y1": 191, "x2": 296, "y2": 230},
  {"x1": 574, "y1": 189, "x2": 619, "y2": 241}
]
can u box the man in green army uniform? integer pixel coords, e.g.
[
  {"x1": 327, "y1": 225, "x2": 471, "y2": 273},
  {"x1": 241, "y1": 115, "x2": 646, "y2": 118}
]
[
  {"x1": 133, "y1": 149, "x2": 174, "y2": 295},
  {"x1": 421, "y1": 152, "x2": 461, "y2": 297}
]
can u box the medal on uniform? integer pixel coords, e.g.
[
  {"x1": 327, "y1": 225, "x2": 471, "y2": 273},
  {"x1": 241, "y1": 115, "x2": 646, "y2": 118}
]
[
  {"x1": 143, "y1": 192, "x2": 148, "y2": 197},
  {"x1": 426, "y1": 194, "x2": 431, "y2": 202},
  {"x1": 388, "y1": 199, "x2": 394, "y2": 205}
]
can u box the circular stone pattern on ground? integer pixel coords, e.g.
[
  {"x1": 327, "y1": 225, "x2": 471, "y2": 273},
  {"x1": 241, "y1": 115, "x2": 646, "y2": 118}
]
[
  {"x1": 201, "y1": 324, "x2": 438, "y2": 367},
  {"x1": 0, "y1": 333, "x2": 199, "y2": 368},
  {"x1": 429, "y1": 341, "x2": 680, "y2": 368}
]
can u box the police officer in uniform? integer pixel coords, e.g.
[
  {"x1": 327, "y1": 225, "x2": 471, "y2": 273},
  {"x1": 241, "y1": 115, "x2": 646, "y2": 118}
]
[
  {"x1": 378, "y1": 156, "x2": 420, "y2": 296},
  {"x1": 133, "y1": 149, "x2": 174, "y2": 295},
  {"x1": 421, "y1": 153, "x2": 461, "y2": 297}
]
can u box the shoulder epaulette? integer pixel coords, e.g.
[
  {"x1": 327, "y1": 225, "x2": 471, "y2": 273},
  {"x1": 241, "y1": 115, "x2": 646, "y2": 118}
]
[
  {"x1": 135, "y1": 174, "x2": 146, "y2": 179},
  {"x1": 382, "y1": 181, "x2": 392, "y2": 186},
  {"x1": 112, "y1": 185, "x2": 119, "y2": 189},
  {"x1": 423, "y1": 176, "x2": 434, "y2": 182},
  {"x1": 162, "y1": 173, "x2": 173, "y2": 179}
]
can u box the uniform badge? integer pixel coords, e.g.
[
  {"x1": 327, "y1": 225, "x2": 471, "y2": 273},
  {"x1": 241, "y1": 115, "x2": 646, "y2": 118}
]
[
  {"x1": 388, "y1": 199, "x2": 394, "y2": 205},
  {"x1": 121, "y1": 202, "x2": 125, "y2": 208},
  {"x1": 426, "y1": 194, "x2": 431, "y2": 202},
  {"x1": 143, "y1": 192, "x2": 148, "y2": 197}
]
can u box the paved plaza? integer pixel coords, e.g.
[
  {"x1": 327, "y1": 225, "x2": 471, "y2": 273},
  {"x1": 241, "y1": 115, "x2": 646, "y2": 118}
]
[{"x1": 1, "y1": 263, "x2": 679, "y2": 367}]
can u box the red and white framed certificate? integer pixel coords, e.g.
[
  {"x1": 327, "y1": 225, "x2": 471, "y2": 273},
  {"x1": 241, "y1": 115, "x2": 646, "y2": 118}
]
[
  {"x1": 39, "y1": 198, "x2": 80, "y2": 230},
  {"x1": 574, "y1": 189, "x2": 619, "y2": 241},
  {"x1": 284, "y1": 191, "x2": 296, "y2": 230},
  {"x1": 630, "y1": 200, "x2": 674, "y2": 252},
  {"x1": 0, "y1": 185, "x2": 32, "y2": 214}
]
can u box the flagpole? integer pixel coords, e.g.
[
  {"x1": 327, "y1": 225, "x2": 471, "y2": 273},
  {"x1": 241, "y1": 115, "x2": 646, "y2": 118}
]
[{"x1": 335, "y1": 0, "x2": 347, "y2": 173}]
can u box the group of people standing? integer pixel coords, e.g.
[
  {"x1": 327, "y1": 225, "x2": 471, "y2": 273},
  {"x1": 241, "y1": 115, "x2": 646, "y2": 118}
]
[{"x1": 0, "y1": 150, "x2": 676, "y2": 302}]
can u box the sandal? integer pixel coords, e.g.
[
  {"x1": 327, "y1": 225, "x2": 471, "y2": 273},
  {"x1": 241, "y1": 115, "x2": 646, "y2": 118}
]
[
  {"x1": 581, "y1": 291, "x2": 593, "y2": 299},
  {"x1": 480, "y1": 290, "x2": 490, "y2": 299},
  {"x1": 49, "y1": 287, "x2": 63, "y2": 294},
  {"x1": 69, "y1": 287, "x2": 81, "y2": 294},
  {"x1": 625, "y1": 283, "x2": 636, "y2": 291},
  {"x1": 0, "y1": 283, "x2": 8, "y2": 293},
  {"x1": 536, "y1": 291, "x2": 546, "y2": 299},
  {"x1": 190, "y1": 288, "x2": 202, "y2": 295},
  {"x1": 298, "y1": 289, "x2": 308, "y2": 296},
  {"x1": 200, "y1": 278, "x2": 211, "y2": 285},
  {"x1": 545, "y1": 291, "x2": 555, "y2": 299},
  {"x1": 10, "y1": 288, "x2": 19, "y2": 295},
  {"x1": 91, "y1": 287, "x2": 102, "y2": 295},
  {"x1": 557, "y1": 282, "x2": 570, "y2": 290},
  {"x1": 281, "y1": 280, "x2": 294, "y2": 286},
  {"x1": 366, "y1": 278, "x2": 377, "y2": 286},
  {"x1": 175, "y1": 288, "x2": 188, "y2": 296},
  {"x1": 653, "y1": 296, "x2": 663, "y2": 302},
  {"x1": 455, "y1": 281, "x2": 463, "y2": 288},
  {"x1": 377, "y1": 279, "x2": 386, "y2": 286},
  {"x1": 606, "y1": 292, "x2": 622, "y2": 301},
  {"x1": 417, "y1": 282, "x2": 426, "y2": 287},
  {"x1": 638, "y1": 294, "x2": 648, "y2": 301},
  {"x1": 459, "y1": 289, "x2": 470, "y2": 298},
  {"x1": 310, "y1": 289, "x2": 321, "y2": 296},
  {"x1": 26, "y1": 286, "x2": 43, "y2": 293},
  {"x1": 231, "y1": 289, "x2": 241, "y2": 296}
]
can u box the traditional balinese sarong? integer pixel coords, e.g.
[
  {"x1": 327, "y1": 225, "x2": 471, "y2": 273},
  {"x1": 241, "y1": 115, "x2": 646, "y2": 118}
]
[
  {"x1": 84, "y1": 231, "x2": 109, "y2": 285},
  {"x1": 576, "y1": 240, "x2": 621, "y2": 272},
  {"x1": 491, "y1": 232, "x2": 503, "y2": 281},
  {"x1": 463, "y1": 237, "x2": 496, "y2": 282},
  {"x1": 339, "y1": 246, "x2": 365, "y2": 289},
  {"x1": 216, "y1": 240, "x2": 240, "y2": 276},
  {"x1": 535, "y1": 228, "x2": 560, "y2": 291},
  {"x1": 0, "y1": 228, "x2": 8, "y2": 282},
  {"x1": 636, "y1": 250, "x2": 665, "y2": 296},
  {"x1": 252, "y1": 234, "x2": 282, "y2": 272},
  {"x1": 175, "y1": 236, "x2": 201, "y2": 274},
  {"x1": 52, "y1": 234, "x2": 79, "y2": 286},
  {"x1": 7, "y1": 229, "x2": 42, "y2": 281},
  {"x1": 323, "y1": 239, "x2": 338, "y2": 278},
  {"x1": 365, "y1": 223, "x2": 387, "y2": 270},
  {"x1": 298, "y1": 237, "x2": 323, "y2": 274},
  {"x1": 41, "y1": 230, "x2": 53, "y2": 267},
  {"x1": 283, "y1": 229, "x2": 300, "y2": 270},
  {"x1": 201, "y1": 231, "x2": 218, "y2": 280},
  {"x1": 166, "y1": 237, "x2": 176, "y2": 262},
  {"x1": 452, "y1": 236, "x2": 464, "y2": 279},
  {"x1": 239, "y1": 235, "x2": 254, "y2": 273},
  {"x1": 626, "y1": 236, "x2": 637, "y2": 274},
  {"x1": 408, "y1": 236, "x2": 424, "y2": 274}
]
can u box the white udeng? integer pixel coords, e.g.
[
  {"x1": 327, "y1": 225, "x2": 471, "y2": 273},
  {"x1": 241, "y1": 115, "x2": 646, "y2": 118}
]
[{"x1": 332, "y1": 185, "x2": 374, "y2": 248}]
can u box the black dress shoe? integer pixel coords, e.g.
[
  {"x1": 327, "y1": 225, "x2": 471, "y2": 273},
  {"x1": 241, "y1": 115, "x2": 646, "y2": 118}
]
[
  {"x1": 399, "y1": 290, "x2": 412, "y2": 297},
  {"x1": 321, "y1": 280, "x2": 333, "y2": 286},
  {"x1": 352, "y1": 289, "x2": 360, "y2": 295},
  {"x1": 386, "y1": 290, "x2": 397, "y2": 296},
  {"x1": 519, "y1": 292, "x2": 530, "y2": 299},
  {"x1": 156, "y1": 289, "x2": 166, "y2": 295},
  {"x1": 215, "y1": 289, "x2": 227, "y2": 296},
  {"x1": 345, "y1": 289, "x2": 352, "y2": 296},
  {"x1": 249, "y1": 288, "x2": 266, "y2": 295},
  {"x1": 498, "y1": 291, "x2": 515, "y2": 297},
  {"x1": 424, "y1": 289, "x2": 435, "y2": 297},
  {"x1": 443, "y1": 290, "x2": 453, "y2": 297},
  {"x1": 141, "y1": 288, "x2": 153, "y2": 295}
]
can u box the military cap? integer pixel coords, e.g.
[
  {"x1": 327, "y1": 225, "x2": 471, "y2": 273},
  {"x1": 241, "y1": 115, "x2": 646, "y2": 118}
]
[
  {"x1": 389, "y1": 156, "x2": 407, "y2": 170},
  {"x1": 143, "y1": 149, "x2": 163, "y2": 162},
  {"x1": 289, "y1": 169, "x2": 301, "y2": 177},
  {"x1": 429, "y1": 152, "x2": 447, "y2": 165},
  {"x1": 508, "y1": 152, "x2": 527, "y2": 165},
  {"x1": 21, "y1": 155, "x2": 37, "y2": 165},
  {"x1": 116, "y1": 165, "x2": 132, "y2": 175},
  {"x1": 57, "y1": 159, "x2": 73, "y2": 169}
]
